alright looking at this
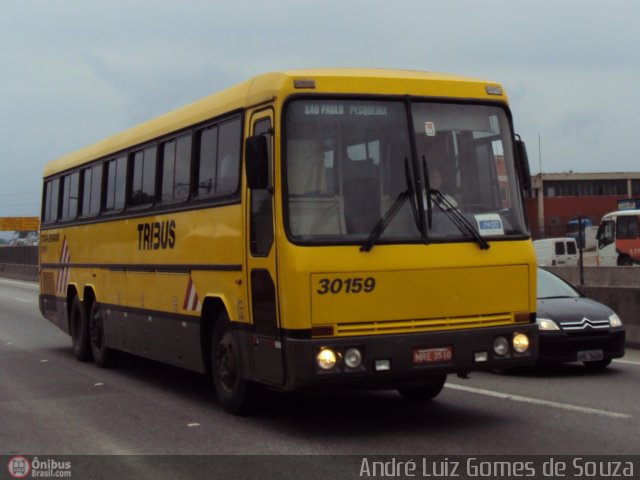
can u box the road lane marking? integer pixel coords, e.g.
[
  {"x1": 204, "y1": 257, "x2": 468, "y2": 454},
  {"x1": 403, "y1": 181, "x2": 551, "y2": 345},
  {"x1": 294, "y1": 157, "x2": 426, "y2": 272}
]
[
  {"x1": 445, "y1": 383, "x2": 632, "y2": 419},
  {"x1": 614, "y1": 359, "x2": 640, "y2": 366},
  {"x1": 15, "y1": 297, "x2": 33, "y2": 303},
  {"x1": 187, "y1": 423, "x2": 201, "y2": 427},
  {"x1": 0, "y1": 278, "x2": 38, "y2": 289}
]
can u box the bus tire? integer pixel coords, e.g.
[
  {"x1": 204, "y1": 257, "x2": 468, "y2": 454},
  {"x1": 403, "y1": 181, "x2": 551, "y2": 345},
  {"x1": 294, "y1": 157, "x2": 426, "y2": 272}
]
[
  {"x1": 211, "y1": 312, "x2": 253, "y2": 414},
  {"x1": 89, "y1": 301, "x2": 115, "y2": 368},
  {"x1": 618, "y1": 255, "x2": 633, "y2": 266},
  {"x1": 397, "y1": 374, "x2": 446, "y2": 401},
  {"x1": 70, "y1": 295, "x2": 92, "y2": 362}
]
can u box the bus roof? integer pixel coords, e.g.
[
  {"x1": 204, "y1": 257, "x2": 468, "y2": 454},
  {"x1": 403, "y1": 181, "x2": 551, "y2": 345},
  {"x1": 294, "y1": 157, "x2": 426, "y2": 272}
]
[
  {"x1": 43, "y1": 68, "x2": 506, "y2": 178},
  {"x1": 601, "y1": 209, "x2": 640, "y2": 221}
]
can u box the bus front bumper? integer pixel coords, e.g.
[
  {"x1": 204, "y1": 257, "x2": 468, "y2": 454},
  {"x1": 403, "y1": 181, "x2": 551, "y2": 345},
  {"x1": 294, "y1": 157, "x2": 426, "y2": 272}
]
[{"x1": 282, "y1": 324, "x2": 539, "y2": 390}]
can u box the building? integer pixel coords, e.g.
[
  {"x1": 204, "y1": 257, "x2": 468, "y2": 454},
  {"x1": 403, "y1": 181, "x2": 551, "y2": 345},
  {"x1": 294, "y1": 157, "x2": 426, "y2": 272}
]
[{"x1": 525, "y1": 172, "x2": 640, "y2": 238}]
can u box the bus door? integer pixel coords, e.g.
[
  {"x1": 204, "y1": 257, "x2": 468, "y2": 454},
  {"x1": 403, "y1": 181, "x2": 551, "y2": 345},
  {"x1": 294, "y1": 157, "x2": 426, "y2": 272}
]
[{"x1": 245, "y1": 109, "x2": 285, "y2": 385}]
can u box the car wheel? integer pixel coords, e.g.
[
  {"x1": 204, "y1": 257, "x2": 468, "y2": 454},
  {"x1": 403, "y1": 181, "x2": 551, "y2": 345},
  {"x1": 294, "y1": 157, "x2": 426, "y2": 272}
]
[
  {"x1": 70, "y1": 295, "x2": 92, "y2": 362},
  {"x1": 397, "y1": 374, "x2": 446, "y2": 401}
]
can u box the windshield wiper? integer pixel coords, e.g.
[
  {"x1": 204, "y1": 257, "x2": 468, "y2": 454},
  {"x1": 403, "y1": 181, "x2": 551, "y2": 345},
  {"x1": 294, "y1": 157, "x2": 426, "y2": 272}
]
[
  {"x1": 360, "y1": 157, "x2": 419, "y2": 253},
  {"x1": 360, "y1": 190, "x2": 411, "y2": 252},
  {"x1": 430, "y1": 189, "x2": 490, "y2": 250}
]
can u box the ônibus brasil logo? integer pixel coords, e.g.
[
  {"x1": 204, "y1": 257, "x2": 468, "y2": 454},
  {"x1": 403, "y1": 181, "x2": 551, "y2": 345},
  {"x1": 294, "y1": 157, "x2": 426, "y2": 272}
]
[{"x1": 7, "y1": 456, "x2": 31, "y2": 479}]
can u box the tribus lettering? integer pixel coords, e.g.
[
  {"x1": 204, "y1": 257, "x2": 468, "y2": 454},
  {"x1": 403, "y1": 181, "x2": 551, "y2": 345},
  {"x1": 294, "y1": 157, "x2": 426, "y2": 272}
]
[{"x1": 137, "y1": 220, "x2": 176, "y2": 250}]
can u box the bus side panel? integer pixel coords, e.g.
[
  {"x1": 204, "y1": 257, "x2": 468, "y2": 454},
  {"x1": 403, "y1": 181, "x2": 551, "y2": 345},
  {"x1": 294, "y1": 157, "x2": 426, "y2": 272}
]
[{"x1": 100, "y1": 302, "x2": 205, "y2": 373}]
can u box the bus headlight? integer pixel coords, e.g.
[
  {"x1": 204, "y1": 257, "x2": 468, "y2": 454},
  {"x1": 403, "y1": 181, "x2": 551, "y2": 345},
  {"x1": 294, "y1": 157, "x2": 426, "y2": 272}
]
[
  {"x1": 316, "y1": 348, "x2": 338, "y2": 370},
  {"x1": 493, "y1": 336, "x2": 509, "y2": 356},
  {"x1": 512, "y1": 333, "x2": 530, "y2": 353},
  {"x1": 344, "y1": 347, "x2": 363, "y2": 369}
]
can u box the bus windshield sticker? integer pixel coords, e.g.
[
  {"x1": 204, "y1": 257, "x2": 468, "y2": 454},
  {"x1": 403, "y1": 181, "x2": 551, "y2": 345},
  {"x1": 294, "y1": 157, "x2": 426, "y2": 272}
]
[
  {"x1": 425, "y1": 121, "x2": 436, "y2": 136},
  {"x1": 475, "y1": 214, "x2": 504, "y2": 236}
]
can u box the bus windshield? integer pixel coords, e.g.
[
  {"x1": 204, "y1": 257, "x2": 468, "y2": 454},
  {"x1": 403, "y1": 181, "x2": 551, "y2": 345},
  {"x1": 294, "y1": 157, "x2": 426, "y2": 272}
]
[{"x1": 284, "y1": 98, "x2": 528, "y2": 245}]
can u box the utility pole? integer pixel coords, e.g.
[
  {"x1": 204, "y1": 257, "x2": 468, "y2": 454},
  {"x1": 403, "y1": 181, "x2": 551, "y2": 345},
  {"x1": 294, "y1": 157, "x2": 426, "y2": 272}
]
[
  {"x1": 578, "y1": 215, "x2": 585, "y2": 286},
  {"x1": 537, "y1": 134, "x2": 545, "y2": 237}
]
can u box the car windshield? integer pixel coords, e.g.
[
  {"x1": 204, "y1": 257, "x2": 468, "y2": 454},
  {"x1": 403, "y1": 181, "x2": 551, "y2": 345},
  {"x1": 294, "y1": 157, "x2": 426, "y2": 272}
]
[
  {"x1": 283, "y1": 98, "x2": 528, "y2": 246},
  {"x1": 537, "y1": 268, "x2": 580, "y2": 299}
]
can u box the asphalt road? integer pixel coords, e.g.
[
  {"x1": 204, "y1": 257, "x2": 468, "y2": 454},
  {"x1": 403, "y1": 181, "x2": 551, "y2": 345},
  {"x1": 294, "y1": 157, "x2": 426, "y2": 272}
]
[{"x1": 1, "y1": 276, "x2": 639, "y2": 458}]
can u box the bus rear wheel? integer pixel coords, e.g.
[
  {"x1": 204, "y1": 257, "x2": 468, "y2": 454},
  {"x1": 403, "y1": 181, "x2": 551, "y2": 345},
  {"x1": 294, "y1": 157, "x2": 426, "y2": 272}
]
[
  {"x1": 397, "y1": 374, "x2": 446, "y2": 401},
  {"x1": 211, "y1": 312, "x2": 253, "y2": 414},
  {"x1": 89, "y1": 301, "x2": 115, "y2": 368},
  {"x1": 70, "y1": 296, "x2": 92, "y2": 362},
  {"x1": 618, "y1": 255, "x2": 633, "y2": 266}
]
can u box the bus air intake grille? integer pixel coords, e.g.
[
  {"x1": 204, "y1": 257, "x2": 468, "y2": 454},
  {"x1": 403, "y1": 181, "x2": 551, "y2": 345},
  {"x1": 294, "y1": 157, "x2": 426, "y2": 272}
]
[
  {"x1": 41, "y1": 271, "x2": 56, "y2": 295},
  {"x1": 334, "y1": 314, "x2": 515, "y2": 337}
]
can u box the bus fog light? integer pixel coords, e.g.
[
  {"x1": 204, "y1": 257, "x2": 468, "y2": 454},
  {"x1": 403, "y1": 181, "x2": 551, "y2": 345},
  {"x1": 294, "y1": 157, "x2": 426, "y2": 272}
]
[
  {"x1": 316, "y1": 348, "x2": 338, "y2": 370},
  {"x1": 344, "y1": 348, "x2": 363, "y2": 369},
  {"x1": 493, "y1": 336, "x2": 509, "y2": 356},
  {"x1": 475, "y1": 351, "x2": 488, "y2": 363},
  {"x1": 375, "y1": 359, "x2": 391, "y2": 371},
  {"x1": 513, "y1": 333, "x2": 530, "y2": 353}
]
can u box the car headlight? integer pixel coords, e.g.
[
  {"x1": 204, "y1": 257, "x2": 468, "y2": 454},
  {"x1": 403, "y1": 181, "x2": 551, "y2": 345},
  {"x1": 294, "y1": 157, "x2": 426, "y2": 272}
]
[
  {"x1": 536, "y1": 317, "x2": 560, "y2": 331},
  {"x1": 609, "y1": 313, "x2": 623, "y2": 328}
]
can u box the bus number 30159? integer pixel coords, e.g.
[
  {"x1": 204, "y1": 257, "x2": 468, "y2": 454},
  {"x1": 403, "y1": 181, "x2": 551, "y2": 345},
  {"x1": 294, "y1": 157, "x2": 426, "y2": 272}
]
[{"x1": 316, "y1": 277, "x2": 376, "y2": 295}]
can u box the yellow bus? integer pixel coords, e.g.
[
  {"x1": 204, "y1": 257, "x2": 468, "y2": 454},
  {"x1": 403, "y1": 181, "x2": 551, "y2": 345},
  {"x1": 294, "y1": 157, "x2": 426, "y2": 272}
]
[{"x1": 39, "y1": 69, "x2": 538, "y2": 413}]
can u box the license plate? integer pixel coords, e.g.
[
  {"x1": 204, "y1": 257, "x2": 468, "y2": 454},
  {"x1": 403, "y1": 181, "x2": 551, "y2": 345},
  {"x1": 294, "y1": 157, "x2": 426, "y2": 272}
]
[
  {"x1": 413, "y1": 346, "x2": 453, "y2": 364},
  {"x1": 577, "y1": 349, "x2": 604, "y2": 362}
]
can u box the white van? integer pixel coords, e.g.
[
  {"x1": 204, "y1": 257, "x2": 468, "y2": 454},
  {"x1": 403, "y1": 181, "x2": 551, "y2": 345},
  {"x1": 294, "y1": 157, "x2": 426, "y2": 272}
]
[{"x1": 533, "y1": 238, "x2": 579, "y2": 267}]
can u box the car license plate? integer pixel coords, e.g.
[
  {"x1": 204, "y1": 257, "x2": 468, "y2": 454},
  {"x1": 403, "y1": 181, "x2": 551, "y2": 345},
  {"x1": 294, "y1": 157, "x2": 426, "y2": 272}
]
[
  {"x1": 413, "y1": 346, "x2": 453, "y2": 364},
  {"x1": 577, "y1": 349, "x2": 604, "y2": 362}
]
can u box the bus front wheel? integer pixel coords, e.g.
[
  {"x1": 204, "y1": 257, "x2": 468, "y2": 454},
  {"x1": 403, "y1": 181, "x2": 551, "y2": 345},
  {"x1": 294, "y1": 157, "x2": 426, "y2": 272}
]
[
  {"x1": 70, "y1": 296, "x2": 92, "y2": 362},
  {"x1": 211, "y1": 312, "x2": 253, "y2": 414},
  {"x1": 397, "y1": 374, "x2": 446, "y2": 401}
]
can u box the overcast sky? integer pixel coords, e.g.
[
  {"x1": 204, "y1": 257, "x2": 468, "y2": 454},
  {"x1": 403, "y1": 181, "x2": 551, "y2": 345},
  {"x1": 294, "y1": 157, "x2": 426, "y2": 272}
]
[{"x1": 1, "y1": 0, "x2": 638, "y2": 218}]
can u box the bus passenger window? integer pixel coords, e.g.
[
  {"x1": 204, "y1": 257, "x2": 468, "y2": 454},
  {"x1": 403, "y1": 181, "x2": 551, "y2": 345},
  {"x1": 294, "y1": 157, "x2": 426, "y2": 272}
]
[
  {"x1": 197, "y1": 117, "x2": 241, "y2": 198},
  {"x1": 162, "y1": 134, "x2": 192, "y2": 203},
  {"x1": 198, "y1": 127, "x2": 218, "y2": 196},
  {"x1": 217, "y1": 118, "x2": 241, "y2": 195},
  {"x1": 61, "y1": 172, "x2": 79, "y2": 220},
  {"x1": 130, "y1": 146, "x2": 157, "y2": 207},
  {"x1": 43, "y1": 178, "x2": 60, "y2": 224},
  {"x1": 105, "y1": 155, "x2": 127, "y2": 211},
  {"x1": 81, "y1": 164, "x2": 102, "y2": 217},
  {"x1": 617, "y1": 216, "x2": 639, "y2": 239}
]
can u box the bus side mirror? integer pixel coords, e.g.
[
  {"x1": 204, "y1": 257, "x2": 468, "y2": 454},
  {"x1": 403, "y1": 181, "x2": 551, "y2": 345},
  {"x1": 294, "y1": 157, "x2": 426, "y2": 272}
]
[
  {"x1": 245, "y1": 135, "x2": 269, "y2": 190},
  {"x1": 515, "y1": 136, "x2": 531, "y2": 191}
]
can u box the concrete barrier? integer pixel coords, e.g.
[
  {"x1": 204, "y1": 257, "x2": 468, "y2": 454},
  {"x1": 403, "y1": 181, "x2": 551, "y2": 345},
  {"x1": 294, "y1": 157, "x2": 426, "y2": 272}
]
[
  {"x1": 0, "y1": 264, "x2": 38, "y2": 282},
  {"x1": 548, "y1": 266, "x2": 640, "y2": 348}
]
